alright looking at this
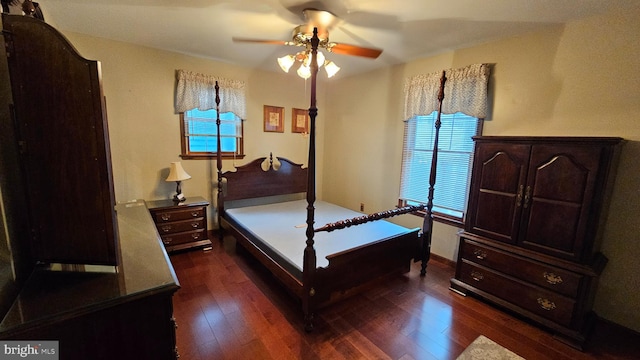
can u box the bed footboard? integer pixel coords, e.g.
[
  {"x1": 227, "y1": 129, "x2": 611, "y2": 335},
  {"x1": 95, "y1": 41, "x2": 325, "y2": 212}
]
[{"x1": 313, "y1": 228, "x2": 421, "y2": 307}]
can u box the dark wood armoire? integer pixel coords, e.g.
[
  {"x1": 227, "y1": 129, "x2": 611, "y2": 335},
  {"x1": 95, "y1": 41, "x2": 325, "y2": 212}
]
[
  {"x1": 450, "y1": 136, "x2": 622, "y2": 350},
  {"x1": 0, "y1": 14, "x2": 180, "y2": 359},
  {"x1": 2, "y1": 13, "x2": 118, "y2": 265}
]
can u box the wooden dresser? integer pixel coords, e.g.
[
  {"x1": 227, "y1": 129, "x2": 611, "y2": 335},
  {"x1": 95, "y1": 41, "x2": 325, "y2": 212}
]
[
  {"x1": 147, "y1": 196, "x2": 211, "y2": 252},
  {"x1": 0, "y1": 201, "x2": 181, "y2": 360},
  {"x1": 450, "y1": 136, "x2": 622, "y2": 349}
]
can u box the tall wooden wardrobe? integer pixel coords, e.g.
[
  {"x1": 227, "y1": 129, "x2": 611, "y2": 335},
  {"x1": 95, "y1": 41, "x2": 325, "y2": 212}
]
[
  {"x1": 0, "y1": 14, "x2": 180, "y2": 359},
  {"x1": 3, "y1": 12, "x2": 118, "y2": 265},
  {"x1": 450, "y1": 136, "x2": 622, "y2": 349}
]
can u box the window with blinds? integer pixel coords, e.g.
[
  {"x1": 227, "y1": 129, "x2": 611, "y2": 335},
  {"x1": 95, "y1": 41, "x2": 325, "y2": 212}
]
[
  {"x1": 180, "y1": 108, "x2": 244, "y2": 159},
  {"x1": 399, "y1": 112, "x2": 481, "y2": 224}
]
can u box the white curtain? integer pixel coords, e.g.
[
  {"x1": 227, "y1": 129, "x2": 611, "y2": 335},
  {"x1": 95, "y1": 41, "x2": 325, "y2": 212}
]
[
  {"x1": 403, "y1": 63, "x2": 490, "y2": 120},
  {"x1": 175, "y1": 69, "x2": 246, "y2": 119}
]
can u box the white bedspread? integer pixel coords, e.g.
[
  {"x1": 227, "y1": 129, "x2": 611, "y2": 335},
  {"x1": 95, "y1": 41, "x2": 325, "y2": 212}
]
[{"x1": 225, "y1": 200, "x2": 415, "y2": 270}]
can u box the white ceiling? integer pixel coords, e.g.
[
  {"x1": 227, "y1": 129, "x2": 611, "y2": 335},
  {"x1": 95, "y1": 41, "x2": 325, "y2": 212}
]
[{"x1": 37, "y1": 0, "x2": 636, "y2": 78}]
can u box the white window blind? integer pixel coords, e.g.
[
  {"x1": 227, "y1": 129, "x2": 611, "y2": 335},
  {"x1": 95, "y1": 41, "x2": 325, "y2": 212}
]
[
  {"x1": 399, "y1": 112, "x2": 480, "y2": 220},
  {"x1": 184, "y1": 109, "x2": 242, "y2": 154}
]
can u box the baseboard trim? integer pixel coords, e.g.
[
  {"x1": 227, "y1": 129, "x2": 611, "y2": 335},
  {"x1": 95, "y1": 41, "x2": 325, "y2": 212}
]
[
  {"x1": 430, "y1": 253, "x2": 456, "y2": 268},
  {"x1": 597, "y1": 317, "x2": 640, "y2": 338}
]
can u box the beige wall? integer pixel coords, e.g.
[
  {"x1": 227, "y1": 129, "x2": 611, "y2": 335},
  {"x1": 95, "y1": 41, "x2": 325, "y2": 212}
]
[
  {"x1": 62, "y1": 32, "x2": 326, "y2": 225},
  {"x1": 323, "y1": 6, "x2": 640, "y2": 332}
]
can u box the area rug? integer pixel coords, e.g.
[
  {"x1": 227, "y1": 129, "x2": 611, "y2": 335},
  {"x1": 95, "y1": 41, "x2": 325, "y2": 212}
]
[{"x1": 456, "y1": 335, "x2": 525, "y2": 360}]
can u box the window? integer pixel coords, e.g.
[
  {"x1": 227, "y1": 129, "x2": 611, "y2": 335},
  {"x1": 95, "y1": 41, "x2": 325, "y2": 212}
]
[
  {"x1": 399, "y1": 111, "x2": 482, "y2": 226},
  {"x1": 180, "y1": 108, "x2": 244, "y2": 159}
]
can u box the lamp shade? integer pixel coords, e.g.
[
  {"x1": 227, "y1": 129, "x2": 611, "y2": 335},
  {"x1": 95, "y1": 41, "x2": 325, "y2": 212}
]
[
  {"x1": 166, "y1": 162, "x2": 191, "y2": 182},
  {"x1": 324, "y1": 61, "x2": 341, "y2": 78},
  {"x1": 277, "y1": 55, "x2": 295, "y2": 72},
  {"x1": 296, "y1": 64, "x2": 311, "y2": 79}
]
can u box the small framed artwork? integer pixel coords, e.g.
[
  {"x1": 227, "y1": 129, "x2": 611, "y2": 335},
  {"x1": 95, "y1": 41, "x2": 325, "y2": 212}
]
[
  {"x1": 291, "y1": 108, "x2": 309, "y2": 133},
  {"x1": 263, "y1": 105, "x2": 284, "y2": 133}
]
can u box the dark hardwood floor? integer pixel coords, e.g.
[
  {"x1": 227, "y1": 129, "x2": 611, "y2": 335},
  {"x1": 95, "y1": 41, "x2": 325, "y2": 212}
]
[{"x1": 170, "y1": 236, "x2": 639, "y2": 359}]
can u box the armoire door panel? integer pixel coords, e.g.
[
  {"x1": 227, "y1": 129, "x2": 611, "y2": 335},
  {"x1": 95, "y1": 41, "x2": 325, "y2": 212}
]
[
  {"x1": 530, "y1": 155, "x2": 589, "y2": 203},
  {"x1": 472, "y1": 191, "x2": 519, "y2": 244},
  {"x1": 478, "y1": 151, "x2": 524, "y2": 193},
  {"x1": 522, "y1": 200, "x2": 581, "y2": 254},
  {"x1": 520, "y1": 144, "x2": 603, "y2": 260},
  {"x1": 466, "y1": 143, "x2": 530, "y2": 244}
]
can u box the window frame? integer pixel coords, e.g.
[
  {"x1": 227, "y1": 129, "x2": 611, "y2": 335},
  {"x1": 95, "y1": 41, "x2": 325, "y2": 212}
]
[
  {"x1": 398, "y1": 113, "x2": 483, "y2": 228},
  {"x1": 179, "y1": 111, "x2": 245, "y2": 160}
]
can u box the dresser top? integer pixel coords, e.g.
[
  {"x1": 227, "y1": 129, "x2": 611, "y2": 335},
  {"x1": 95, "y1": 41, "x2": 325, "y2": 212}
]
[{"x1": 146, "y1": 196, "x2": 210, "y2": 210}]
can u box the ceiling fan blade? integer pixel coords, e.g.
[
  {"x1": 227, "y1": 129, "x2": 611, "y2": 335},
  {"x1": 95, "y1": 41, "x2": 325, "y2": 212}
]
[
  {"x1": 329, "y1": 43, "x2": 382, "y2": 59},
  {"x1": 232, "y1": 37, "x2": 289, "y2": 46}
]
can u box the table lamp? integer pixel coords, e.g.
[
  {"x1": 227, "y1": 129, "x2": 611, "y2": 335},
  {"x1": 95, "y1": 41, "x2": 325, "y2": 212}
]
[{"x1": 166, "y1": 161, "x2": 191, "y2": 202}]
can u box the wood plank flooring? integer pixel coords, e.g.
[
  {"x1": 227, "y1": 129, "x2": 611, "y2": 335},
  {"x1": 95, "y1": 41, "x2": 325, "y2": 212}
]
[{"x1": 170, "y1": 236, "x2": 639, "y2": 359}]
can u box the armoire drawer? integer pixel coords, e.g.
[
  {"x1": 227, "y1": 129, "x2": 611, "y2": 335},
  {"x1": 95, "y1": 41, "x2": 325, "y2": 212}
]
[
  {"x1": 161, "y1": 229, "x2": 206, "y2": 246},
  {"x1": 459, "y1": 260, "x2": 576, "y2": 327},
  {"x1": 460, "y1": 238, "x2": 582, "y2": 298}
]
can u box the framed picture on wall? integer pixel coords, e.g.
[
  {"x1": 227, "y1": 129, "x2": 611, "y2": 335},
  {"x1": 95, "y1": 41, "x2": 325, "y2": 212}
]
[
  {"x1": 291, "y1": 108, "x2": 309, "y2": 133},
  {"x1": 263, "y1": 105, "x2": 284, "y2": 133}
]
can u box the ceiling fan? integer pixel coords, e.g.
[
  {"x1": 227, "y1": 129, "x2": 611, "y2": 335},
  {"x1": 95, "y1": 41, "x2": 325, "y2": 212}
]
[{"x1": 232, "y1": 8, "x2": 382, "y2": 78}]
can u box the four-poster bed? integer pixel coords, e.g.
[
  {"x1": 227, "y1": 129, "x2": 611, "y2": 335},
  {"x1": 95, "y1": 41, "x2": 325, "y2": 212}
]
[{"x1": 214, "y1": 29, "x2": 450, "y2": 330}]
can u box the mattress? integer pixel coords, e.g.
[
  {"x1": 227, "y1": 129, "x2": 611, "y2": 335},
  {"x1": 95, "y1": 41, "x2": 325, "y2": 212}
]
[{"x1": 225, "y1": 199, "x2": 416, "y2": 272}]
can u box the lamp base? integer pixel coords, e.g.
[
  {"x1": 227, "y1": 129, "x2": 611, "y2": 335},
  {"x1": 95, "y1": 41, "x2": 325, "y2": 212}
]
[{"x1": 172, "y1": 181, "x2": 186, "y2": 202}]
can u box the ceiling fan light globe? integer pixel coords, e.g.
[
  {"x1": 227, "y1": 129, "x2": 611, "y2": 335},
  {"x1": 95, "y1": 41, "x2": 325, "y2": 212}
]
[
  {"x1": 315, "y1": 51, "x2": 325, "y2": 67},
  {"x1": 297, "y1": 64, "x2": 311, "y2": 79},
  {"x1": 324, "y1": 61, "x2": 340, "y2": 78},
  {"x1": 277, "y1": 55, "x2": 295, "y2": 73}
]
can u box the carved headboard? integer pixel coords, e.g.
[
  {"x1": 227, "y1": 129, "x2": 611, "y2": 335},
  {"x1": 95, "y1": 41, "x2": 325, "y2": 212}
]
[{"x1": 222, "y1": 156, "x2": 308, "y2": 201}]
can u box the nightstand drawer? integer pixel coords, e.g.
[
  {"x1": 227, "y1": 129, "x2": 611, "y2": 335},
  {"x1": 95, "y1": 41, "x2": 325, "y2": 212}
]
[
  {"x1": 161, "y1": 229, "x2": 206, "y2": 246},
  {"x1": 459, "y1": 260, "x2": 575, "y2": 327},
  {"x1": 153, "y1": 207, "x2": 205, "y2": 223},
  {"x1": 460, "y1": 238, "x2": 582, "y2": 298},
  {"x1": 156, "y1": 218, "x2": 205, "y2": 234}
]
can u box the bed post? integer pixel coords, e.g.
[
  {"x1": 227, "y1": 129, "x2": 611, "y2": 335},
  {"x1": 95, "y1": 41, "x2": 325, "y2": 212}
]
[
  {"x1": 215, "y1": 81, "x2": 224, "y2": 242},
  {"x1": 302, "y1": 27, "x2": 320, "y2": 332},
  {"x1": 420, "y1": 71, "x2": 447, "y2": 276}
]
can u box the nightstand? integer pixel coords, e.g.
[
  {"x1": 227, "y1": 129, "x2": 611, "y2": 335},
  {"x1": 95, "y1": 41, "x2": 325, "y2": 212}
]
[{"x1": 146, "y1": 196, "x2": 212, "y2": 252}]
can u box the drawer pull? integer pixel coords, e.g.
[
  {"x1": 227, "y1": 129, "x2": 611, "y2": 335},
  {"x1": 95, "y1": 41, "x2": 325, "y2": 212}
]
[
  {"x1": 470, "y1": 270, "x2": 484, "y2": 282},
  {"x1": 191, "y1": 233, "x2": 201, "y2": 240},
  {"x1": 161, "y1": 214, "x2": 171, "y2": 221},
  {"x1": 163, "y1": 237, "x2": 173, "y2": 244},
  {"x1": 191, "y1": 222, "x2": 200, "y2": 228},
  {"x1": 537, "y1": 297, "x2": 556, "y2": 311},
  {"x1": 473, "y1": 249, "x2": 487, "y2": 260},
  {"x1": 191, "y1": 211, "x2": 200, "y2": 217},
  {"x1": 543, "y1": 272, "x2": 563, "y2": 285},
  {"x1": 161, "y1": 225, "x2": 172, "y2": 233}
]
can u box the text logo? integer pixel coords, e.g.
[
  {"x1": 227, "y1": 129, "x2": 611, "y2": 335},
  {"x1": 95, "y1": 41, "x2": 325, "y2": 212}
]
[{"x1": 0, "y1": 341, "x2": 58, "y2": 359}]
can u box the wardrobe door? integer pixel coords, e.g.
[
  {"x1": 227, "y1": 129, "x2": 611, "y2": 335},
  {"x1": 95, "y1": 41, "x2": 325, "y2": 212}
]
[
  {"x1": 518, "y1": 143, "x2": 604, "y2": 262},
  {"x1": 3, "y1": 14, "x2": 118, "y2": 265},
  {"x1": 465, "y1": 142, "x2": 530, "y2": 245}
]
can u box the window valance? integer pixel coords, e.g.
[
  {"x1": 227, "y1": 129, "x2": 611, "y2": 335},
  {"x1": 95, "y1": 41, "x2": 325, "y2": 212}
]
[
  {"x1": 403, "y1": 63, "x2": 490, "y2": 120},
  {"x1": 175, "y1": 69, "x2": 246, "y2": 119}
]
